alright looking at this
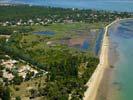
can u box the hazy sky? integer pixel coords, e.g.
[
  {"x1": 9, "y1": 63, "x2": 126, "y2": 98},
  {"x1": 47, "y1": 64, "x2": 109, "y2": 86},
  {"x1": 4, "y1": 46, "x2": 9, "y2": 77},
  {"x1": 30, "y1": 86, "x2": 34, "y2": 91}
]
[
  {"x1": 1, "y1": 0, "x2": 133, "y2": 12},
  {"x1": 1, "y1": 0, "x2": 133, "y2": 3}
]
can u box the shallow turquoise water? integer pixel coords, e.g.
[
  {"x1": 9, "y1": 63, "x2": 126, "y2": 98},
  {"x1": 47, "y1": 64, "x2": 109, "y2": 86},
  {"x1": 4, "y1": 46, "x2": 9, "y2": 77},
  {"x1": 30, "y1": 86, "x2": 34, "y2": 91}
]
[
  {"x1": 109, "y1": 19, "x2": 133, "y2": 100},
  {"x1": 1, "y1": 0, "x2": 133, "y2": 12}
]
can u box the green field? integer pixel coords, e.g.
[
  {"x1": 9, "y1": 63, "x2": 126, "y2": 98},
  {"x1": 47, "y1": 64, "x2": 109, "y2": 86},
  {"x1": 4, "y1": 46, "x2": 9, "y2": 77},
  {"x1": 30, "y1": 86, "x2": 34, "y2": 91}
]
[{"x1": 9, "y1": 22, "x2": 108, "y2": 51}]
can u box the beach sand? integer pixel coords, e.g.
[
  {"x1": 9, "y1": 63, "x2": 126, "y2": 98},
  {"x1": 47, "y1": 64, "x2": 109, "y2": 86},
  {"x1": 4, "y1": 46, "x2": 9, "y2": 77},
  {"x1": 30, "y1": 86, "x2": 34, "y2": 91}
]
[
  {"x1": 84, "y1": 20, "x2": 118, "y2": 100},
  {"x1": 95, "y1": 38, "x2": 119, "y2": 100}
]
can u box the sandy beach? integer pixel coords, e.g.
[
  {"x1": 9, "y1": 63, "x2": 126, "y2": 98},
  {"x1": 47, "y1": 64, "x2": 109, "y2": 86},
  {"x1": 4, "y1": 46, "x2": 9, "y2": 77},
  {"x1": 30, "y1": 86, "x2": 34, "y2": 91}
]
[{"x1": 84, "y1": 20, "x2": 118, "y2": 100}]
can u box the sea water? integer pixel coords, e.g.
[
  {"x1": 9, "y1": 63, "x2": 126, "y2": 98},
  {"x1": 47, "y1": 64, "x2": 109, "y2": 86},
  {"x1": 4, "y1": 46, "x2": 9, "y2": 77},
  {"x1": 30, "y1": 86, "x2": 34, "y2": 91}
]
[{"x1": 109, "y1": 19, "x2": 133, "y2": 100}]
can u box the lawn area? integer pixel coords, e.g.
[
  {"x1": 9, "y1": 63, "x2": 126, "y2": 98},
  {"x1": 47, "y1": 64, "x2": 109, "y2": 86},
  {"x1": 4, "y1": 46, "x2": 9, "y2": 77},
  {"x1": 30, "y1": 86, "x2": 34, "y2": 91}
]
[
  {"x1": 9, "y1": 76, "x2": 47, "y2": 99},
  {"x1": 31, "y1": 22, "x2": 108, "y2": 38},
  {"x1": 19, "y1": 22, "x2": 108, "y2": 52}
]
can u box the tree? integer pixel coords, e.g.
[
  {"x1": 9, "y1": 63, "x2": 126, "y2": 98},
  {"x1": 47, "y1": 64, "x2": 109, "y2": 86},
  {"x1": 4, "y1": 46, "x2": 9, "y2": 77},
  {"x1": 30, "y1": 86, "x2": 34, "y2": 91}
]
[
  {"x1": 1, "y1": 87, "x2": 11, "y2": 100},
  {"x1": 0, "y1": 82, "x2": 4, "y2": 99},
  {"x1": 25, "y1": 72, "x2": 34, "y2": 81},
  {"x1": 29, "y1": 89, "x2": 38, "y2": 99},
  {"x1": 15, "y1": 96, "x2": 21, "y2": 100},
  {"x1": 13, "y1": 74, "x2": 23, "y2": 85}
]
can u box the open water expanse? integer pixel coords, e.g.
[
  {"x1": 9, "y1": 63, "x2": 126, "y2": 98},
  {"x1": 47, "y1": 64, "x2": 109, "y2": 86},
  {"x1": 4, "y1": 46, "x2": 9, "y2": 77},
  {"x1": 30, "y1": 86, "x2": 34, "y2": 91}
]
[{"x1": 109, "y1": 19, "x2": 133, "y2": 100}]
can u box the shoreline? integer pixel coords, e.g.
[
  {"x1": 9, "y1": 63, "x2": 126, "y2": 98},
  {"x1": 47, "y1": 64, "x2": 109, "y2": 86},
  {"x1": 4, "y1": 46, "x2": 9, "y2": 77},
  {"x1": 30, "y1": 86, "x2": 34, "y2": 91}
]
[
  {"x1": 95, "y1": 35, "x2": 120, "y2": 100},
  {"x1": 84, "y1": 18, "x2": 133, "y2": 100},
  {"x1": 83, "y1": 19, "x2": 118, "y2": 100}
]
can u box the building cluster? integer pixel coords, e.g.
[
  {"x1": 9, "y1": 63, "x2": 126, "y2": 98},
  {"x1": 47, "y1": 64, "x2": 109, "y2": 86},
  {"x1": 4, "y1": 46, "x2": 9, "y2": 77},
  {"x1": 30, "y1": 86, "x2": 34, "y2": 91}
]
[
  {"x1": 1, "y1": 10, "x2": 131, "y2": 27},
  {"x1": 0, "y1": 56, "x2": 39, "y2": 84},
  {"x1": 0, "y1": 17, "x2": 74, "y2": 27}
]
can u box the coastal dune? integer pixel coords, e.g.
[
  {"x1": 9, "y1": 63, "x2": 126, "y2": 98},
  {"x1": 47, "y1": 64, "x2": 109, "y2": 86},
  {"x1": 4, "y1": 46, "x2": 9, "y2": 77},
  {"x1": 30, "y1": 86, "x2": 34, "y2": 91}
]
[{"x1": 84, "y1": 20, "x2": 118, "y2": 100}]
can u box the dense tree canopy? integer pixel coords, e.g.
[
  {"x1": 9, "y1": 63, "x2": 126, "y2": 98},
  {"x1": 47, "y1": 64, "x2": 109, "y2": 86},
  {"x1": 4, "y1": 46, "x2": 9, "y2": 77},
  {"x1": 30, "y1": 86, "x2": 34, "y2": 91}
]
[{"x1": 0, "y1": 5, "x2": 132, "y2": 23}]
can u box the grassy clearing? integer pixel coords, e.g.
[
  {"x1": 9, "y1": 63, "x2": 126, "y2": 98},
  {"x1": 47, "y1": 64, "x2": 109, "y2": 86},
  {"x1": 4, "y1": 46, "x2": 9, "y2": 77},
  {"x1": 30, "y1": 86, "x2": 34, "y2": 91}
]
[
  {"x1": 9, "y1": 76, "x2": 47, "y2": 99},
  {"x1": 20, "y1": 22, "x2": 108, "y2": 50}
]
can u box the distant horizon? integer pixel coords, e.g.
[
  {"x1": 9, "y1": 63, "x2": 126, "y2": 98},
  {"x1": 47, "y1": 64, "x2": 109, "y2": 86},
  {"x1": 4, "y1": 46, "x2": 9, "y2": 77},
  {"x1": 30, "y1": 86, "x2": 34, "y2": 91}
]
[
  {"x1": 1, "y1": 0, "x2": 133, "y2": 3},
  {"x1": 1, "y1": 0, "x2": 133, "y2": 12}
]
